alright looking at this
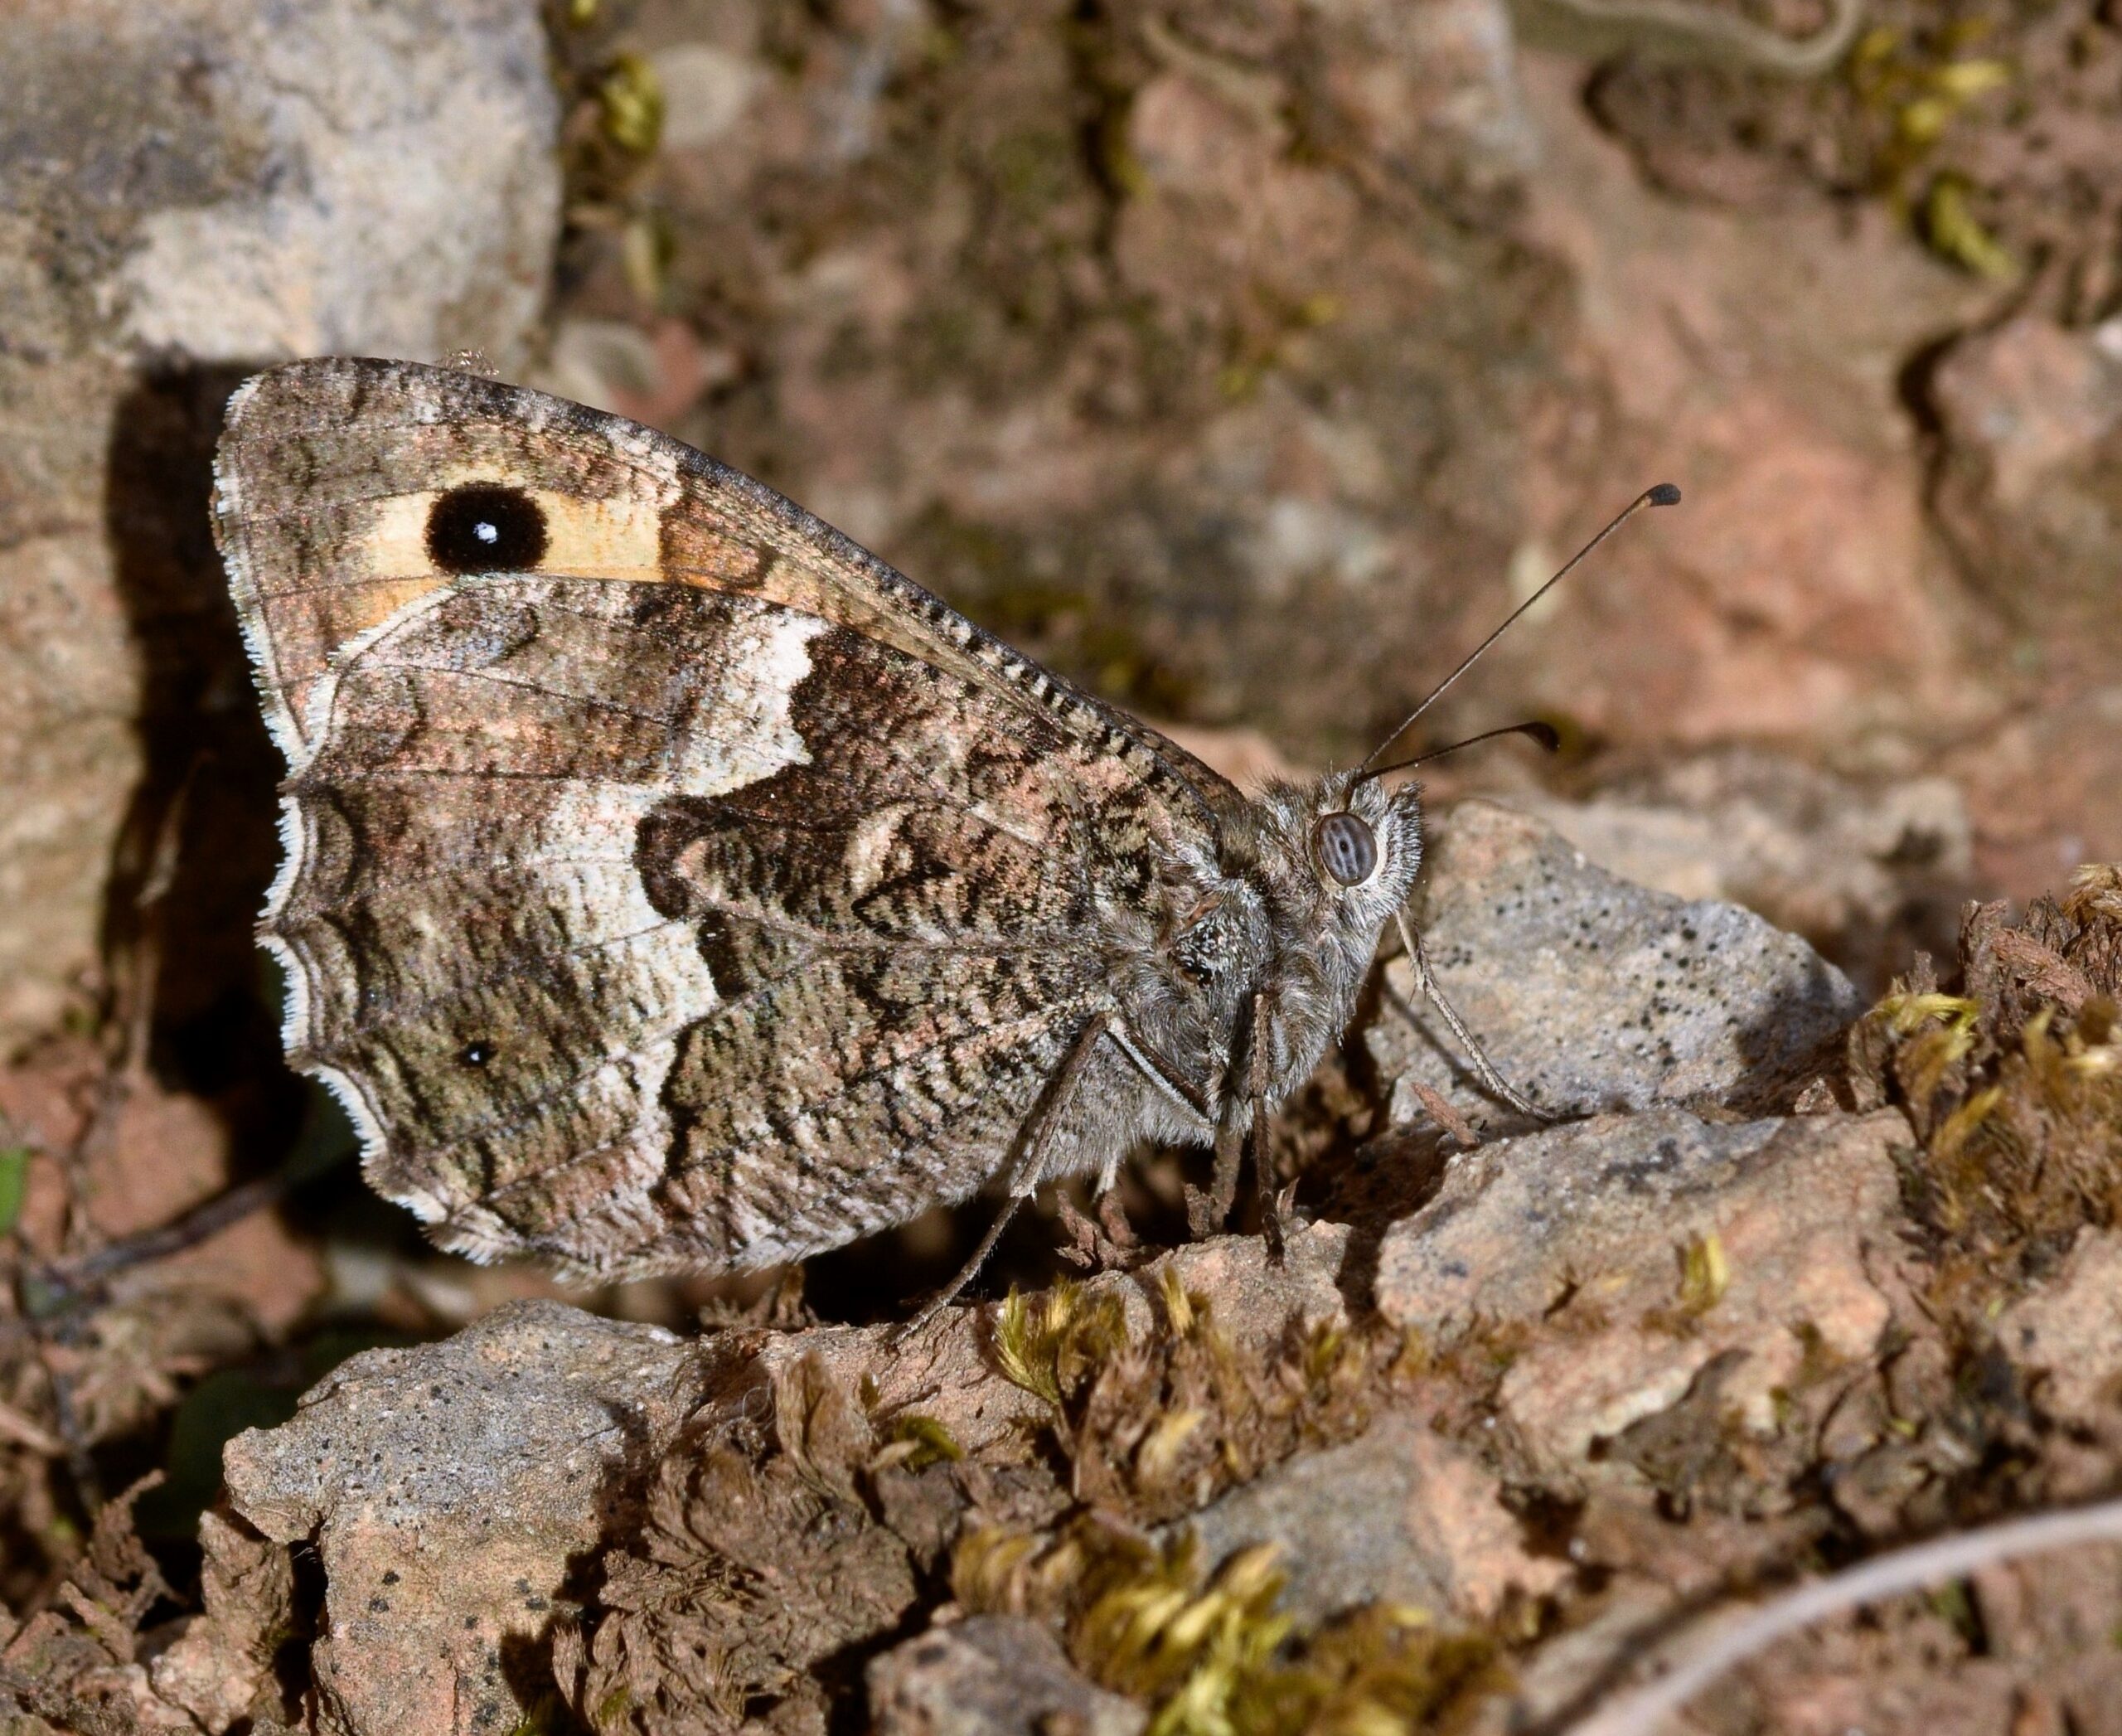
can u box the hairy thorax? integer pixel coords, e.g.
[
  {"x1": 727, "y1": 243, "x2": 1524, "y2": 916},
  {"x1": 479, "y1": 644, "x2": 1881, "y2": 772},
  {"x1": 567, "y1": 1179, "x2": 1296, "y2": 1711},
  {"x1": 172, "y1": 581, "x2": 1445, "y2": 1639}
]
[{"x1": 1110, "y1": 773, "x2": 1426, "y2": 1137}]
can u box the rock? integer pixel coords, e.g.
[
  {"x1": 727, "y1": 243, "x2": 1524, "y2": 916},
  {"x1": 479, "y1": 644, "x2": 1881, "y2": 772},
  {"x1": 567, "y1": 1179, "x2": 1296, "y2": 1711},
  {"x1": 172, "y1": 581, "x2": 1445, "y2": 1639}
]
[
  {"x1": 1471, "y1": 1579, "x2": 1676, "y2": 1736},
  {"x1": 866, "y1": 1616, "x2": 1146, "y2": 1736},
  {"x1": 0, "y1": 1045, "x2": 327, "y2": 1339},
  {"x1": 1996, "y1": 1230, "x2": 2122, "y2": 1429},
  {"x1": 148, "y1": 1508, "x2": 296, "y2": 1734},
  {"x1": 1693, "y1": 1634, "x2": 2031, "y2": 1736},
  {"x1": 215, "y1": 1232, "x2": 1350, "y2": 1734},
  {"x1": 1180, "y1": 1410, "x2": 1567, "y2": 1624},
  {"x1": 1965, "y1": 1542, "x2": 2122, "y2": 1727},
  {"x1": 221, "y1": 1302, "x2": 704, "y2": 1736},
  {"x1": 1377, "y1": 1108, "x2": 1906, "y2": 1480},
  {"x1": 650, "y1": 41, "x2": 768, "y2": 151},
  {"x1": 1154, "y1": 723, "x2": 1300, "y2": 793},
  {"x1": 1930, "y1": 314, "x2": 2122, "y2": 638},
  {"x1": 0, "y1": 0, "x2": 560, "y2": 1050},
  {"x1": 1514, "y1": 749, "x2": 1972, "y2": 993},
  {"x1": 1516, "y1": 49, "x2": 1980, "y2": 754},
  {"x1": 602, "y1": 0, "x2": 1597, "y2": 778},
  {"x1": 1945, "y1": 687, "x2": 2122, "y2": 900},
  {"x1": 543, "y1": 1230, "x2": 1355, "y2": 1733},
  {"x1": 764, "y1": 1224, "x2": 1352, "y2": 1463},
  {"x1": 1926, "y1": 313, "x2": 2122, "y2": 893},
  {"x1": 530, "y1": 316, "x2": 739, "y2": 429},
  {"x1": 1331, "y1": 0, "x2": 1537, "y2": 195},
  {"x1": 1371, "y1": 800, "x2": 1864, "y2": 1131}
]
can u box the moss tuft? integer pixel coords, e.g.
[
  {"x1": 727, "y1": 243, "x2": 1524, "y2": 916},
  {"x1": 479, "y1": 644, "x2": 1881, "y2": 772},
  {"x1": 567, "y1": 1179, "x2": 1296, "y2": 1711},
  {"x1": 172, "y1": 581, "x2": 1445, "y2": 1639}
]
[
  {"x1": 876, "y1": 1412, "x2": 964, "y2": 1473},
  {"x1": 1853, "y1": 866, "x2": 2122, "y2": 1313},
  {"x1": 993, "y1": 1279, "x2": 1131, "y2": 1409},
  {"x1": 953, "y1": 1518, "x2": 1502, "y2": 1736}
]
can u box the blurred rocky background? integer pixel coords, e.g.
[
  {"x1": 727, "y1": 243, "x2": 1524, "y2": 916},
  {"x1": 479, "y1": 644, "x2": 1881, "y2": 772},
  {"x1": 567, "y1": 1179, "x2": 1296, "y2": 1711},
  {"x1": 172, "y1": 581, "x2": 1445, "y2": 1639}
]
[{"x1": 2, "y1": 0, "x2": 2120, "y2": 1730}]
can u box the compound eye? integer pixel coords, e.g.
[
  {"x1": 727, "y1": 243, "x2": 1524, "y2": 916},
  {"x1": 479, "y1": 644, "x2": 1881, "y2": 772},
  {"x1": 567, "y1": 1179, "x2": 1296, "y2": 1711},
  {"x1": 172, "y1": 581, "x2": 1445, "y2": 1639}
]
[{"x1": 1313, "y1": 812, "x2": 1378, "y2": 887}]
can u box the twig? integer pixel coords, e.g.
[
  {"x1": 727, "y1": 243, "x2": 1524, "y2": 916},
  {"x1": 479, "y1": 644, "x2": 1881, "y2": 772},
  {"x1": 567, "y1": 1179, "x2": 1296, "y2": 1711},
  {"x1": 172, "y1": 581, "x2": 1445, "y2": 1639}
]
[
  {"x1": 41, "y1": 1364, "x2": 100, "y2": 1512},
  {"x1": 1559, "y1": 1497, "x2": 2122, "y2": 1736},
  {"x1": 38, "y1": 1172, "x2": 290, "y2": 1296},
  {"x1": 1534, "y1": 0, "x2": 1867, "y2": 79},
  {"x1": 1404, "y1": 1079, "x2": 1480, "y2": 1150}
]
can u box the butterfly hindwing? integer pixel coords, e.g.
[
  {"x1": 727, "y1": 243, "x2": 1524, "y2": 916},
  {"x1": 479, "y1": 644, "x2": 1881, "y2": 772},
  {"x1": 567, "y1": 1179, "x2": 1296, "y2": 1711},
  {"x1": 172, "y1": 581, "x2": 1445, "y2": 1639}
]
[{"x1": 215, "y1": 357, "x2": 1231, "y2": 1277}]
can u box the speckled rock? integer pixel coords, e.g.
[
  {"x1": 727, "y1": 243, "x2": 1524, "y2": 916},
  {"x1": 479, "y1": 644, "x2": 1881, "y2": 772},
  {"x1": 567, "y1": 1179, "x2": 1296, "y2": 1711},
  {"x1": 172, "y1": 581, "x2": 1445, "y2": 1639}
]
[
  {"x1": 1179, "y1": 1410, "x2": 1567, "y2": 1623},
  {"x1": 1376, "y1": 1108, "x2": 1906, "y2": 1480},
  {"x1": 866, "y1": 1617, "x2": 1146, "y2": 1736},
  {"x1": 1371, "y1": 800, "x2": 1863, "y2": 1133},
  {"x1": 222, "y1": 1302, "x2": 704, "y2": 1736},
  {"x1": 214, "y1": 1232, "x2": 1351, "y2": 1734},
  {"x1": 0, "y1": 0, "x2": 559, "y2": 1048},
  {"x1": 1513, "y1": 749, "x2": 1971, "y2": 993}
]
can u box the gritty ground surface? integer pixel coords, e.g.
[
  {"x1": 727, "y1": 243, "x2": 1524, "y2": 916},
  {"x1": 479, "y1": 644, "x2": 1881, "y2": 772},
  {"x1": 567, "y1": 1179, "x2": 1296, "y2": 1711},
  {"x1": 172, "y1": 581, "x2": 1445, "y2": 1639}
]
[
  {"x1": 3, "y1": 0, "x2": 2122, "y2": 1731},
  {"x1": 10, "y1": 811, "x2": 2122, "y2": 1736}
]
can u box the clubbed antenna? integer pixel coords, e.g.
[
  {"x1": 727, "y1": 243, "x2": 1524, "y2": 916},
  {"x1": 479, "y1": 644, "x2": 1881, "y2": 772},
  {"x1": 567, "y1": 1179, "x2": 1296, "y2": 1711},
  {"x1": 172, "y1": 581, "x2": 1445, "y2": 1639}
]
[{"x1": 1357, "y1": 483, "x2": 1682, "y2": 777}]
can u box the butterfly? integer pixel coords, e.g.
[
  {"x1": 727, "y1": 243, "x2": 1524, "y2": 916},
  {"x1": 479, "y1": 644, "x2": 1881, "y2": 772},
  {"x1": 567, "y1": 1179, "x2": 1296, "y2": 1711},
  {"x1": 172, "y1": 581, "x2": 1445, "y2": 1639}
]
[{"x1": 215, "y1": 356, "x2": 1674, "y2": 1308}]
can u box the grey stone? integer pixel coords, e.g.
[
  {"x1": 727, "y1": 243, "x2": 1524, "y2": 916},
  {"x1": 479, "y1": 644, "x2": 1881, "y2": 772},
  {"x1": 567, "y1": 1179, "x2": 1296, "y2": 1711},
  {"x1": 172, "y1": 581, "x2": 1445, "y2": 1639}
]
[
  {"x1": 1376, "y1": 1108, "x2": 1906, "y2": 1477},
  {"x1": 213, "y1": 1230, "x2": 1352, "y2": 1734},
  {"x1": 1513, "y1": 749, "x2": 1970, "y2": 993},
  {"x1": 0, "y1": 0, "x2": 559, "y2": 1046},
  {"x1": 867, "y1": 1616, "x2": 1146, "y2": 1736},
  {"x1": 1372, "y1": 800, "x2": 1863, "y2": 1132},
  {"x1": 1180, "y1": 1411, "x2": 1567, "y2": 1625},
  {"x1": 223, "y1": 1302, "x2": 704, "y2": 1736}
]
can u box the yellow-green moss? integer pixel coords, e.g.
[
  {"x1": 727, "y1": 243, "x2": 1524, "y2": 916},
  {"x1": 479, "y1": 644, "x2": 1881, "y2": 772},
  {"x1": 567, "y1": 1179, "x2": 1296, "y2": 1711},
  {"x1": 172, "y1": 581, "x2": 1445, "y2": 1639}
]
[{"x1": 953, "y1": 1518, "x2": 1503, "y2": 1736}]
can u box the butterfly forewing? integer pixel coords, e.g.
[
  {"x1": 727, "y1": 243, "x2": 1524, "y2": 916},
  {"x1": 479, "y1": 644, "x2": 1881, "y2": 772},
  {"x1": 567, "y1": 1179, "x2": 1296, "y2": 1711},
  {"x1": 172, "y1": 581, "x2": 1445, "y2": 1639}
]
[{"x1": 215, "y1": 357, "x2": 1233, "y2": 1278}]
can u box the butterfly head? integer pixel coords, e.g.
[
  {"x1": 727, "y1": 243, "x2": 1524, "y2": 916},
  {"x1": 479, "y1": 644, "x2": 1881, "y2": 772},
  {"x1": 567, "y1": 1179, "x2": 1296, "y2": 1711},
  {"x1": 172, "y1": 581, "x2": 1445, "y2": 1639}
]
[{"x1": 1217, "y1": 771, "x2": 1425, "y2": 1040}]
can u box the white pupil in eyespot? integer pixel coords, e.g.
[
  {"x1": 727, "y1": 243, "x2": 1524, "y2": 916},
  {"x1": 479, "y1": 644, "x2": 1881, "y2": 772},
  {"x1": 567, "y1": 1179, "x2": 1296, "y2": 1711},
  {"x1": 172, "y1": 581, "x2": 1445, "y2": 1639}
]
[{"x1": 474, "y1": 521, "x2": 500, "y2": 544}]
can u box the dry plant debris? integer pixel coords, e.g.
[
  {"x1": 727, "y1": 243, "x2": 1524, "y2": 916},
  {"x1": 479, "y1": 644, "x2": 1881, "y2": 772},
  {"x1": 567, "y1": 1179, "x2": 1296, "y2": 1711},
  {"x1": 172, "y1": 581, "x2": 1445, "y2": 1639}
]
[
  {"x1": 0, "y1": 1476, "x2": 174, "y2": 1734},
  {"x1": 1853, "y1": 864, "x2": 2122, "y2": 1310},
  {"x1": 556, "y1": 1268, "x2": 1438, "y2": 1734}
]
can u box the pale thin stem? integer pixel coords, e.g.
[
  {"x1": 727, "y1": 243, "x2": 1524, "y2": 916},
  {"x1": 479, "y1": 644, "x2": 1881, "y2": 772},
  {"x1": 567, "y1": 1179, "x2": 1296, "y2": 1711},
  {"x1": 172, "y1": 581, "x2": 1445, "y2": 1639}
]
[
  {"x1": 1535, "y1": 0, "x2": 1865, "y2": 79},
  {"x1": 1560, "y1": 1498, "x2": 2122, "y2": 1736}
]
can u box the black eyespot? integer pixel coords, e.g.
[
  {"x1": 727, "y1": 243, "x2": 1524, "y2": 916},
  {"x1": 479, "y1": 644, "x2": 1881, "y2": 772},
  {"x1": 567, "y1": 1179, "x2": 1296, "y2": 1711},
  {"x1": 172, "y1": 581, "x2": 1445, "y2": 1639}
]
[
  {"x1": 1314, "y1": 812, "x2": 1378, "y2": 887},
  {"x1": 458, "y1": 1040, "x2": 494, "y2": 1068},
  {"x1": 425, "y1": 482, "x2": 548, "y2": 575}
]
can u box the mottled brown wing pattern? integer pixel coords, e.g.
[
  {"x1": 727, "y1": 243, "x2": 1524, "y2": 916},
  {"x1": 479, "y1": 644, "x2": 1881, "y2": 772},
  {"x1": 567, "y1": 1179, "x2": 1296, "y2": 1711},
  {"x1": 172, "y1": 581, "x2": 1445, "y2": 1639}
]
[{"x1": 214, "y1": 358, "x2": 1233, "y2": 1278}]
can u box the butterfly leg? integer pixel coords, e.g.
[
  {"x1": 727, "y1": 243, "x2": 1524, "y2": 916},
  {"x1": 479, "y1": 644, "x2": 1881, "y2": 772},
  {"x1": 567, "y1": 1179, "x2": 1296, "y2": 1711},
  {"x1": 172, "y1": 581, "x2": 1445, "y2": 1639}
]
[
  {"x1": 1186, "y1": 1125, "x2": 1244, "y2": 1239},
  {"x1": 1054, "y1": 1183, "x2": 1142, "y2": 1272},
  {"x1": 1393, "y1": 913, "x2": 1548, "y2": 1121},
  {"x1": 902, "y1": 1011, "x2": 1115, "y2": 1333},
  {"x1": 1246, "y1": 989, "x2": 1291, "y2": 1262}
]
